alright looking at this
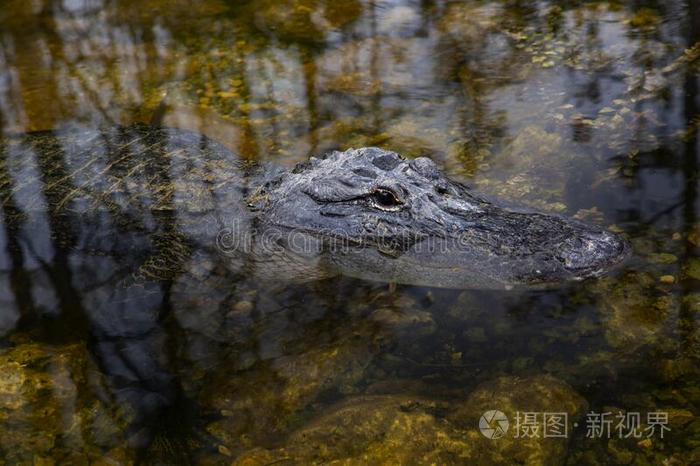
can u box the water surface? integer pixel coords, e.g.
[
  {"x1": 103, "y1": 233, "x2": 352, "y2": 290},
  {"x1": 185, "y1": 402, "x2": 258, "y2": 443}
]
[{"x1": 0, "y1": 1, "x2": 699, "y2": 464}]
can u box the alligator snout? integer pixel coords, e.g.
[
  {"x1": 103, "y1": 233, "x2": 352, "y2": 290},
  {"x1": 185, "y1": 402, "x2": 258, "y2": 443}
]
[{"x1": 558, "y1": 228, "x2": 629, "y2": 279}]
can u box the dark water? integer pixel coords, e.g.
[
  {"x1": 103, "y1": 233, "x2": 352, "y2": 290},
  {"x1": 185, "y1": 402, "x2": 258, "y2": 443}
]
[{"x1": 0, "y1": 1, "x2": 699, "y2": 464}]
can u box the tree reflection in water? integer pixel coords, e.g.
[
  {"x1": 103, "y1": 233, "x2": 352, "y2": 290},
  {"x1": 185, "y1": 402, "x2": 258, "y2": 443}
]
[{"x1": 0, "y1": 1, "x2": 698, "y2": 464}]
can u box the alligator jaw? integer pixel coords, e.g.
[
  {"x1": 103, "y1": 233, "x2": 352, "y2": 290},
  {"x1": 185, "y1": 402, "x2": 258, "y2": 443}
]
[{"x1": 260, "y1": 147, "x2": 630, "y2": 289}]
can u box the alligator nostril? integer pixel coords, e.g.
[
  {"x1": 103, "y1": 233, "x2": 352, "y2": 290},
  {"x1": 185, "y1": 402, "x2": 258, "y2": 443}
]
[
  {"x1": 560, "y1": 230, "x2": 628, "y2": 274},
  {"x1": 435, "y1": 184, "x2": 449, "y2": 195}
]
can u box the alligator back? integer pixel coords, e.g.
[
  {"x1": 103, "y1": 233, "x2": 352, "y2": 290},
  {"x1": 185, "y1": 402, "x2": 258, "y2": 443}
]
[
  {"x1": 0, "y1": 124, "x2": 251, "y2": 214},
  {"x1": 0, "y1": 124, "x2": 259, "y2": 288}
]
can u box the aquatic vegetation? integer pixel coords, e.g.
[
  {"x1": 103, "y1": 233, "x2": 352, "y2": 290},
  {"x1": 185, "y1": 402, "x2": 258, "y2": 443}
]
[
  {"x1": 232, "y1": 375, "x2": 586, "y2": 465},
  {"x1": 199, "y1": 315, "x2": 379, "y2": 455},
  {"x1": 593, "y1": 272, "x2": 675, "y2": 351},
  {"x1": 0, "y1": 0, "x2": 699, "y2": 463},
  {"x1": 474, "y1": 125, "x2": 568, "y2": 211},
  {"x1": 0, "y1": 342, "x2": 133, "y2": 463}
]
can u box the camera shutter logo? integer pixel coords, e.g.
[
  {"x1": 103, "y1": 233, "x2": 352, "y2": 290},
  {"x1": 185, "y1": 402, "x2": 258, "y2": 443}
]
[{"x1": 480, "y1": 410, "x2": 510, "y2": 439}]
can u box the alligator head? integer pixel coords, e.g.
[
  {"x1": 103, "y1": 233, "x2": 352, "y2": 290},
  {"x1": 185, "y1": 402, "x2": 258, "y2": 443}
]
[{"x1": 253, "y1": 147, "x2": 629, "y2": 289}]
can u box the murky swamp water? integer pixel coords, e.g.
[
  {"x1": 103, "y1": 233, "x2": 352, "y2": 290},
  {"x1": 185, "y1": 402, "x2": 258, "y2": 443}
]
[{"x1": 0, "y1": 1, "x2": 699, "y2": 464}]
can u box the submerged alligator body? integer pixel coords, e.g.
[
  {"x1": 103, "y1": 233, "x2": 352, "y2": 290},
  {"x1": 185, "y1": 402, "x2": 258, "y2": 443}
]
[
  {"x1": 0, "y1": 124, "x2": 627, "y2": 291},
  {"x1": 0, "y1": 124, "x2": 628, "y2": 449}
]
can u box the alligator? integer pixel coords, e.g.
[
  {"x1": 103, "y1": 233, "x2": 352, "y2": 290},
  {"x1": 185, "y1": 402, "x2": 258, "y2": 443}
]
[
  {"x1": 0, "y1": 123, "x2": 627, "y2": 291},
  {"x1": 0, "y1": 123, "x2": 629, "y2": 450}
]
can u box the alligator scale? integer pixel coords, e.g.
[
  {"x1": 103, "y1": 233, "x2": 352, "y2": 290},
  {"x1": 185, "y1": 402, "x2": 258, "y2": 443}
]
[
  {"x1": 0, "y1": 123, "x2": 629, "y2": 448},
  {"x1": 0, "y1": 124, "x2": 628, "y2": 291}
]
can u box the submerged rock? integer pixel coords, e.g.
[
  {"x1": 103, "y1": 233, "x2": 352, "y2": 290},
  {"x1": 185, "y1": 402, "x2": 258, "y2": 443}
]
[
  {"x1": 249, "y1": 0, "x2": 362, "y2": 43},
  {"x1": 439, "y1": 3, "x2": 499, "y2": 44},
  {"x1": 475, "y1": 126, "x2": 568, "y2": 212},
  {"x1": 200, "y1": 321, "x2": 379, "y2": 454},
  {"x1": 232, "y1": 395, "x2": 457, "y2": 465},
  {"x1": 593, "y1": 272, "x2": 676, "y2": 352},
  {"x1": 231, "y1": 374, "x2": 587, "y2": 465},
  {"x1": 448, "y1": 375, "x2": 588, "y2": 466},
  {"x1": 0, "y1": 341, "x2": 133, "y2": 464},
  {"x1": 369, "y1": 305, "x2": 436, "y2": 336}
]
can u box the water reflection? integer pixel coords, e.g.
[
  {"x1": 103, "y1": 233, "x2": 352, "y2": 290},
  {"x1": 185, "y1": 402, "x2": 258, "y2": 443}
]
[{"x1": 0, "y1": 0, "x2": 698, "y2": 464}]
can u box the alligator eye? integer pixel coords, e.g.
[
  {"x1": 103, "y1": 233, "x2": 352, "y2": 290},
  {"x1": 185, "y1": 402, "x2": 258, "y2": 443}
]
[{"x1": 370, "y1": 188, "x2": 402, "y2": 211}]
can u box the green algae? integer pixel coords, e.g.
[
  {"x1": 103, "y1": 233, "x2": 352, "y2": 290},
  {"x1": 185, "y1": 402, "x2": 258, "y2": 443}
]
[
  {"x1": 0, "y1": 342, "x2": 134, "y2": 464},
  {"x1": 232, "y1": 375, "x2": 586, "y2": 466},
  {"x1": 682, "y1": 258, "x2": 700, "y2": 281},
  {"x1": 0, "y1": 0, "x2": 699, "y2": 464},
  {"x1": 475, "y1": 125, "x2": 569, "y2": 212},
  {"x1": 648, "y1": 253, "x2": 679, "y2": 265},
  {"x1": 199, "y1": 319, "x2": 379, "y2": 454},
  {"x1": 593, "y1": 272, "x2": 676, "y2": 351}
]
